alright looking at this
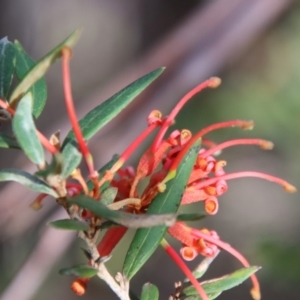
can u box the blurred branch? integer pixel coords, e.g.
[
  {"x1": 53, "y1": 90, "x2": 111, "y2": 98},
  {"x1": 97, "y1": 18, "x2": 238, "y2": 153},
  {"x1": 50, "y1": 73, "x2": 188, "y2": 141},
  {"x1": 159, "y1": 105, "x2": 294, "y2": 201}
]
[
  {"x1": 1, "y1": 209, "x2": 74, "y2": 300},
  {"x1": 0, "y1": 0, "x2": 293, "y2": 299}
]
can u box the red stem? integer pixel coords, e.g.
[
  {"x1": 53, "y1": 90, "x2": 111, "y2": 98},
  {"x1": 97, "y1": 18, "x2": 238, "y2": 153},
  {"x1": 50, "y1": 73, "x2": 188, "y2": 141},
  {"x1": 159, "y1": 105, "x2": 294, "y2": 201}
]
[{"x1": 61, "y1": 48, "x2": 96, "y2": 178}]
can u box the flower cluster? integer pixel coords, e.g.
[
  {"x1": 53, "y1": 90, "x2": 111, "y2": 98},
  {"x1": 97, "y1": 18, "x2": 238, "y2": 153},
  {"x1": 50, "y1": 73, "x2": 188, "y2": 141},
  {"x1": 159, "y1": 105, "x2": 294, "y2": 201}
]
[{"x1": 70, "y1": 77, "x2": 295, "y2": 300}]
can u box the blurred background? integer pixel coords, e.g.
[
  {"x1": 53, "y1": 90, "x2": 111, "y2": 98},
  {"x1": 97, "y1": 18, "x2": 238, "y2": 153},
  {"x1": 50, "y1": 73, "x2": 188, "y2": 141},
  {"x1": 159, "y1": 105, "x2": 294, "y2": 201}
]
[{"x1": 0, "y1": 0, "x2": 299, "y2": 299}]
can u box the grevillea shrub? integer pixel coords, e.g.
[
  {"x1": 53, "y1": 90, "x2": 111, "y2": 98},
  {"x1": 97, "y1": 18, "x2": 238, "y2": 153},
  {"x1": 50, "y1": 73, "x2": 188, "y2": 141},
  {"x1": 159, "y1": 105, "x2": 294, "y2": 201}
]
[{"x1": 0, "y1": 31, "x2": 297, "y2": 300}]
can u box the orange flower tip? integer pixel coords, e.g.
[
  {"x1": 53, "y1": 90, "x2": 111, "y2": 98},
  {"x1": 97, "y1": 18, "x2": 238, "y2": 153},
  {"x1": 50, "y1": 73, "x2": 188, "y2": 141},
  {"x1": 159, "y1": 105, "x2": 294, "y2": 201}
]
[
  {"x1": 242, "y1": 121, "x2": 255, "y2": 130},
  {"x1": 204, "y1": 199, "x2": 218, "y2": 215},
  {"x1": 30, "y1": 202, "x2": 42, "y2": 211},
  {"x1": 158, "y1": 182, "x2": 166, "y2": 193},
  {"x1": 260, "y1": 141, "x2": 274, "y2": 150},
  {"x1": 180, "y1": 247, "x2": 197, "y2": 261},
  {"x1": 218, "y1": 160, "x2": 227, "y2": 167},
  {"x1": 250, "y1": 287, "x2": 261, "y2": 300},
  {"x1": 284, "y1": 183, "x2": 297, "y2": 193},
  {"x1": 71, "y1": 279, "x2": 87, "y2": 296},
  {"x1": 208, "y1": 77, "x2": 221, "y2": 88}
]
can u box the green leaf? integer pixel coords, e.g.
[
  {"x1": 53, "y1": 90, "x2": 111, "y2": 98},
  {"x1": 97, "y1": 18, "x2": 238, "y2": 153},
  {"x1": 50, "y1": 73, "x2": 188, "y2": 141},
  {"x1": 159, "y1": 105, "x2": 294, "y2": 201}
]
[
  {"x1": 49, "y1": 219, "x2": 89, "y2": 231},
  {"x1": 12, "y1": 92, "x2": 45, "y2": 166},
  {"x1": 140, "y1": 283, "x2": 159, "y2": 300},
  {"x1": 13, "y1": 40, "x2": 47, "y2": 118},
  {"x1": 176, "y1": 213, "x2": 206, "y2": 222},
  {"x1": 59, "y1": 264, "x2": 98, "y2": 278},
  {"x1": 100, "y1": 187, "x2": 118, "y2": 205},
  {"x1": 10, "y1": 30, "x2": 80, "y2": 112},
  {"x1": 86, "y1": 154, "x2": 120, "y2": 192},
  {"x1": 0, "y1": 37, "x2": 15, "y2": 99},
  {"x1": 184, "y1": 291, "x2": 221, "y2": 300},
  {"x1": 68, "y1": 195, "x2": 179, "y2": 228},
  {"x1": 0, "y1": 168, "x2": 58, "y2": 197},
  {"x1": 0, "y1": 132, "x2": 20, "y2": 149},
  {"x1": 182, "y1": 266, "x2": 261, "y2": 297},
  {"x1": 62, "y1": 67, "x2": 164, "y2": 148},
  {"x1": 122, "y1": 140, "x2": 201, "y2": 279},
  {"x1": 61, "y1": 142, "x2": 82, "y2": 178}
]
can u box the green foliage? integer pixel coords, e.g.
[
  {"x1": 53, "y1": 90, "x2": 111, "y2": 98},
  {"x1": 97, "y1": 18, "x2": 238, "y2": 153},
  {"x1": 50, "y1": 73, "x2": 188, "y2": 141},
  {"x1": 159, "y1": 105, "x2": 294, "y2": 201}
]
[
  {"x1": 49, "y1": 219, "x2": 89, "y2": 231},
  {"x1": 0, "y1": 37, "x2": 15, "y2": 100},
  {"x1": 59, "y1": 264, "x2": 98, "y2": 278},
  {"x1": 140, "y1": 283, "x2": 159, "y2": 300},
  {"x1": 68, "y1": 195, "x2": 189, "y2": 228},
  {"x1": 122, "y1": 140, "x2": 201, "y2": 279},
  {"x1": 63, "y1": 67, "x2": 164, "y2": 148},
  {"x1": 0, "y1": 132, "x2": 20, "y2": 149},
  {"x1": 12, "y1": 92, "x2": 45, "y2": 166},
  {"x1": 0, "y1": 168, "x2": 58, "y2": 197},
  {"x1": 182, "y1": 266, "x2": 260, "y2": 298},
  {"x1": 13, "y1": 40, "x2": 47, "y2": 118},
  {"x1": 10, "y1": 30, "x2": 80, "y2": 114},
  {"x1": 61, "y1": 142, "x2": 82, "y2": 178}
]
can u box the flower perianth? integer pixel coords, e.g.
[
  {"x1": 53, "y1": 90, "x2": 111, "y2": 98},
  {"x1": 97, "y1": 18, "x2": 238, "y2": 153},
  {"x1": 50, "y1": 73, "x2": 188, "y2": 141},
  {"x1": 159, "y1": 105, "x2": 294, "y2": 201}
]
[
  {"x1": 161, "y1": 238, "x2": 209, "y2": 300},
  {"x1": 151, "y1": 77, "x2": 222, "y2": 153},
  {"x1": 97, "y1": 226, "x2": 128, "y2": 257},
  {"x1": 61, "y1": 47, "x2": 97, "y2": 180}
]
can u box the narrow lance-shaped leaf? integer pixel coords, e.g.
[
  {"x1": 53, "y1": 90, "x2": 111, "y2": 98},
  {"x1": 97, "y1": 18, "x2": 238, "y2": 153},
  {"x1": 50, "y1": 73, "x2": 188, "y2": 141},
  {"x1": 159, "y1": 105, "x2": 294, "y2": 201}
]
[
  {"x1": 62, "y1": 67, "x2": 164, "y2": 148},
  {"x1": 184, "y1": 291, "x2": 221, "y2": 300},
  {"x1": 61, "y1": 142, "x2": 82, "y2": 178},
  {"x1": 140, "y1": 283, "x2": 159, "y2": 300},
  {"x1": 122, "y1": 140, "x2": 201, "y2": 279},
  {"x1": 68, "y1": 195, "x2": 179, "y2": 228},
  {"x1": 12, "y1": 92, "x2": 45, "y2": 166},
  {"x1": 0, "y1": 37, "x2": 15, "y2": 99},
  {"x1": 0, "y1": 132, "x2": 20, "y2": 149},
  {"x1": 182, "y1": 266, "x2": 261, "y2": 297},
  {"x1": 13, "y1": 40, "x2": 47, "y2": 118},
  {"x1": 0, "y1": 168, "x2": 58, "y2": 197},
  {"x1": 100, "y1": 187, "x2": 118, "y2": 205},
  {"x1": 49, "y1": 219, "x2": 89, "y2": 231},
  {"x1": 10, "y1": 30, "x2": 80, "y2": 110},
  {"x1": 59, "y1": 265, "x2": 98, "y2": 278}
]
